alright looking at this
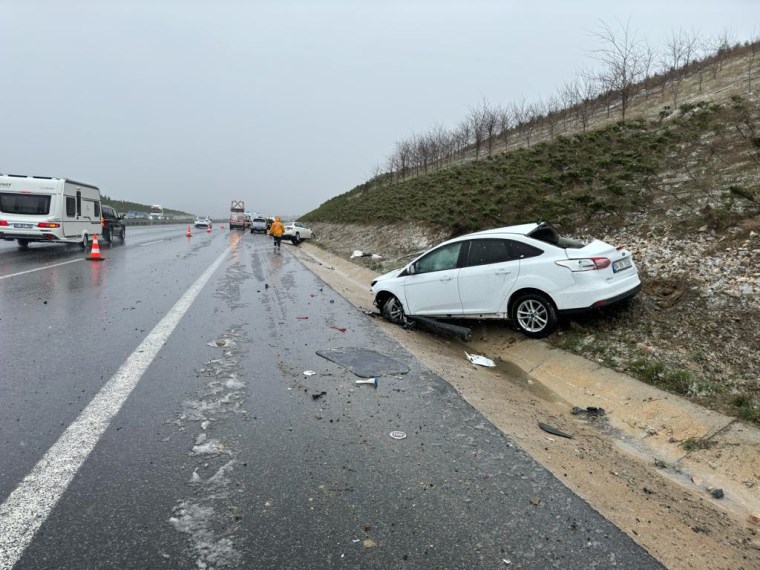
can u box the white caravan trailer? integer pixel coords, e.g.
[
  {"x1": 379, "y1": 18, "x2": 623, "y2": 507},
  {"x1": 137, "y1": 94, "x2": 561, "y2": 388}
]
[{"x1": 0, "y1": 174, "x2": 102, "y2": 248}]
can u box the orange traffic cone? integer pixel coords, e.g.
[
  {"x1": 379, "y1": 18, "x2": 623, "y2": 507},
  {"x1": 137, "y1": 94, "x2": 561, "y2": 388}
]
[
  {"x1": 88, "y1": 234, "x2": 104, "y2": 261},
  {"x1": 206, "y1": 225, "x2": 211, "y2": 233},
  {"x1": 186, "y1": 225, "x2": 192, "y2": 237}
]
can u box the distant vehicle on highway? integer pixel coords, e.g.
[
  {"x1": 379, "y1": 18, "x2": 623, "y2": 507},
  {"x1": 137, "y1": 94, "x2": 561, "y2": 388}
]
[
  {"x1": 0, "y1": 173, "x2": 102, "y2": 248},
  {"x1": 149, "y1": 205, "x2": 164, "y2": 220},
  {"x1": 100, "y1": 205, "x2": 126, "y2": 243},
  {"x1": 250, "y1": 217, "x2": 268, "y2": 234},
  {"x1": 194, "y1": 217, "x2": 212, "y2": 229}
]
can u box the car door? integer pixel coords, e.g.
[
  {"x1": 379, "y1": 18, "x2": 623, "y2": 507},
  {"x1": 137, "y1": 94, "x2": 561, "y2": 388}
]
[
  {"x1": 402, "y1": 241, "x2": 465, "y2": 316},
  {"x1": 458, "y1": 238, "x2": 521, "y2": 315},
  {"x1": 295, "y1": 222, "x2": 312, "y2": 238}
]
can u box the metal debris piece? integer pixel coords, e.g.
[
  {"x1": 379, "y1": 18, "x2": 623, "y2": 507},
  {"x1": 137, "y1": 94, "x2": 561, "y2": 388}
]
[
  {"x1": 389, "y1": 431, "x2": 407, "y2": 440},
  {"x1": 538, "y1": 422, "x2": 573, "y2": 439},
  {"x1": 303, "y1": 370, "x2": 316, "y2": 376}
]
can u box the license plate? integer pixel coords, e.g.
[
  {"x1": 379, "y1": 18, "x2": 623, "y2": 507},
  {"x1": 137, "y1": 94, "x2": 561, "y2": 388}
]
[
  {"x1": 612, "y1": 258, "x2": 632, "y2": 272},
  {"x1": 14, "y1": 223, "x2": 33, "y2": 229}
]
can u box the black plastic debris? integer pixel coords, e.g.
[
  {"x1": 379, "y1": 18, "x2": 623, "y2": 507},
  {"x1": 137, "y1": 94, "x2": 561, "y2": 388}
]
[
  {"x1": 571, "y1": 406, "x2": 606, "y2": 418},
  {"x1": 406, "y1": 316, "x2": 472, "y2": 341},
  {"x1": 311, "y1": 391, "x2": 327, "y2": 400},
  {"x1": 316, "y1": 347, "x2": 410, "y2": 378},
  {"x1": 538, "y1": 422, "x2": 574, "y2": 439},
  {"x1": 710, "y1": 488, "x2": 725, "y2": 499}
]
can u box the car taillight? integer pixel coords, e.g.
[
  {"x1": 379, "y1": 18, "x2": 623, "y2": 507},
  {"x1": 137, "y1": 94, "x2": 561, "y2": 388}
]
[
  {"x1": 101, "y1": 217, "x2": 105, "y2": 226},
  {"x1": 0, "y1": 220, "x2": 8, "y2": 226},
  {"x1": 37, "y1": 222, "x2": 61, "y2": 228},
  {"x1": 556, "y1": 257, "x2": 611, "y2": 271}
]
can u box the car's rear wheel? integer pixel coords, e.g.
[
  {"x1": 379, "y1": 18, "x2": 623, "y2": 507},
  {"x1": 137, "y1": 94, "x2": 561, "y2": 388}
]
[
  {"x1": 382, "y1": 295, "x2": 406, "y2": 325},
  {"x1": 102, "y1": 227, "x2": 112, "y2": 243},
  {"x1": 294, "y1": 232, "x2": 301, "y2": 244},
  {"x1": 17, "y1": 239, "x2": 29, "y2": 248},
  {"x1": 81, "y1": 234, "x2": 90, "y2": 249},
  {"x1": 119, "y1": 227, "x2": 126, "y2": 242},
  {"x1": 511, "y1": 293, "x2": 557, "y2": 338}
]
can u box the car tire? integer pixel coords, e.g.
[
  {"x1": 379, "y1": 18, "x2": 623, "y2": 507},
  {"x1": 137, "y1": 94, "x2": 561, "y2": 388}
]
[
  {"x1": 102, "y1": 227, "x2": 112, "y2": 243},
  {"x1": 382, "y1": 295, "x2": 407, "y2": 325},
  {"x1": 17, "y1": 239, "x2": 29, "y2": 248},
  {"x1": 119, "y1": 227, "x2": 126, "y2": 242},
  {"x1": 81, "y1": 234, "x2": 90, "y2": 249},
  {"x1": 511, "y1": 293, "x2": 557, "y2": 338},
  {"x1": 294, "y1": 232, "x2": 301, "y2": 244}
]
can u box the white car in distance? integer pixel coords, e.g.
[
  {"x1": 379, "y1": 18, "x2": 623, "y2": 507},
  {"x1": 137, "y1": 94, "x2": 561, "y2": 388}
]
[{"x1": 370, "y1": 221, "x2": 641, "y2": 338}]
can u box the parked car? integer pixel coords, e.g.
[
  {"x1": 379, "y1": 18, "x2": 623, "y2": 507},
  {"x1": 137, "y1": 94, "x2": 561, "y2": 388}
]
[
  {"x1": 283, "y1": 221, "x2": 314, "y2": 244},
  {"x1": 100, "y1": 205, "x2": 126, "y2": 243},
  {"x1": 250, "y1": 217, "x2": 268, "y2": 234},
  {"x1": 194, "y1": 217, "x2": 212, "y2": 229},
  {"x1": 370, "y1": 221, "x2": 641, "y2": 338}
]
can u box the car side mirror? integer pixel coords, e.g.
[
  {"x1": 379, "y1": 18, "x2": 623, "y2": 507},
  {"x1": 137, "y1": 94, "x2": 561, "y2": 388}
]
[{"x1": 408, "y1": 263, "x2": 416, "y2": 275}]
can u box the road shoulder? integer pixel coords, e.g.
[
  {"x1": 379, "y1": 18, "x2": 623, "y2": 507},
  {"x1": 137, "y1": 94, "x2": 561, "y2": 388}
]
[{"x1": 288, "y1": 241, "x2": 760, "y2": 569}]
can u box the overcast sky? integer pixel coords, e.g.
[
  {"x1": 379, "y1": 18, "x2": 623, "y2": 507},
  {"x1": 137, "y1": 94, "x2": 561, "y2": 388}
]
[{"x1": 1, "y1": 1, "x2": 758, "y2": 218}]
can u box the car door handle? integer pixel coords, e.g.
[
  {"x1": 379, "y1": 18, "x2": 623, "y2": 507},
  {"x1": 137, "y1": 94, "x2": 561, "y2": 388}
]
[
  {"x1": 440, "y1": 276, "x2": 454, "y2": 281},
  {"x1": 495, "y1": 270, "x2": 512, "y2": 275}
]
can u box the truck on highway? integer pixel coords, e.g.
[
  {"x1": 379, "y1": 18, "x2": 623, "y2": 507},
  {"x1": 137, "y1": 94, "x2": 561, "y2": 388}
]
[
  {"x1": 229, "y1": 200, "x2": 248, "y2": 230},
  {"x1": 0, "y1": 174, "x2": 103, "y2": 248}
]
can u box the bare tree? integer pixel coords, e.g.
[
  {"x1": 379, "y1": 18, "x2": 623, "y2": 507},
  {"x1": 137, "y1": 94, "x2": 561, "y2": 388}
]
[
  {"x1": 455, "y1": 120, "x2": 472, "y2": 162},
  {"x1": 481, "y1": 99, "x2": 499, "y2": 156},
  {"x1": 496, "y1": 104, "x2": 513, "y2": 150},
  {"x1": 709, "y1": 28, "x2": 735, "y2": 78},
  {"x1": 590, "y1": 19, "x2": 647, "y2": 122},
  {"x1": 661, "y1": 28, "x2": 701, "y2": 109},
  {"x1": 467, "y1": 103, "x2": 488, "y2": 161},
  {"x1": 748, "y1": 35, "x2": 760, "y2": 93}
]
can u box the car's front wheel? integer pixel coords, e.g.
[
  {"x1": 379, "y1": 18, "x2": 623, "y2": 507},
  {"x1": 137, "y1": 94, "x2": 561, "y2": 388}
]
[
  {"x1": 511, "y1": 293, "x2": 557, "y2": 338},
  {"x1": 382, "y1": 295, "x2": 407, "y2": 325}
]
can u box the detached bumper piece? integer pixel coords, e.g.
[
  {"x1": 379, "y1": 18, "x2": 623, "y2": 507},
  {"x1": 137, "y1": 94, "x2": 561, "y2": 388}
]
[{"x1": 408, "y1": 316, "x2": 472, "y2": 342}]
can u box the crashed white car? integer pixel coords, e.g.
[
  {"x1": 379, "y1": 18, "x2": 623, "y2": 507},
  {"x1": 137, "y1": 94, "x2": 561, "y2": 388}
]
[
  {"x1": 283, "y1": 221, "x2": 313, "y2": 243},
  {"x1": 370, "y1": 222, "x2": 641, "y2": 338}
]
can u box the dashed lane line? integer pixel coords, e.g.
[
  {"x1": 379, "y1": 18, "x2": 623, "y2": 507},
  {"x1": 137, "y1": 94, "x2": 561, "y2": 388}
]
[{"x1": 0, "y1": 247, "x2": 230, "y2": 569}]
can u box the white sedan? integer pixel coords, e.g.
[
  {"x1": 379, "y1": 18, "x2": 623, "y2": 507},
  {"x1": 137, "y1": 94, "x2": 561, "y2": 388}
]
[
  {"x1": 370, "y1": 222, "x2": 641, "y2": 338},
  {"x1": 194, "y1": 217, "x2": 212, "y2": 229},
  {"x1": 283, "y1": 221, "x2": 314, "y2": 243}
]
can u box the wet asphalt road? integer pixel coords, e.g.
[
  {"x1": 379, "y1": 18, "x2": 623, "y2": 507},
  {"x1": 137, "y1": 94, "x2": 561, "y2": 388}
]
[{"x1": 0, "y1": 228, "x2": 663, "y2": 569}]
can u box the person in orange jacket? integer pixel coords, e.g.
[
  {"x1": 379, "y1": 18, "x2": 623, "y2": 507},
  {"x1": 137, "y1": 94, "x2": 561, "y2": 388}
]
[{"x1": 268, "y1": 216, "x2": 285, "y2": 251}]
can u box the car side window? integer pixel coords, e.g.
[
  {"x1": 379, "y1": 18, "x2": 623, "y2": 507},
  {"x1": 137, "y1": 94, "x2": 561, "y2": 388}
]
[
  {"x1": 465, "y1": 239, "x2": 518, "y2": 267},
  {"x1": 415, "y1": 242, "x2": 463, "y2": 274},
  {"x1": 511, "y1": 240, "x2": 543, "y2": 259}
]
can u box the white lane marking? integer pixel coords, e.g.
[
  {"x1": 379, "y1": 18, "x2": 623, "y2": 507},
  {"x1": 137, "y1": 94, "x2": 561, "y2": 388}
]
[
  {"x1": 0, "y1": 247, "x2": 230, "y2": 568},
  {"x1": 140, "y1": 240, "x2": 164, "y2": 246},
  {"x1": 0, "y1": 259, "x2": 83, "y2": 280}
]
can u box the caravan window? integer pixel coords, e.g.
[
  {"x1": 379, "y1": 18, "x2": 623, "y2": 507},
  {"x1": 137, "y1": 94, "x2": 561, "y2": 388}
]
[
  {"x1": 66, "y1": 196, "x2": 76, "y2": 217},
  {"x1": 0, "y1": 193, "x2": 51, "y2": 215},
  {"x1": 94, "y1": 201, "x2": 100, "y2": 217}
]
